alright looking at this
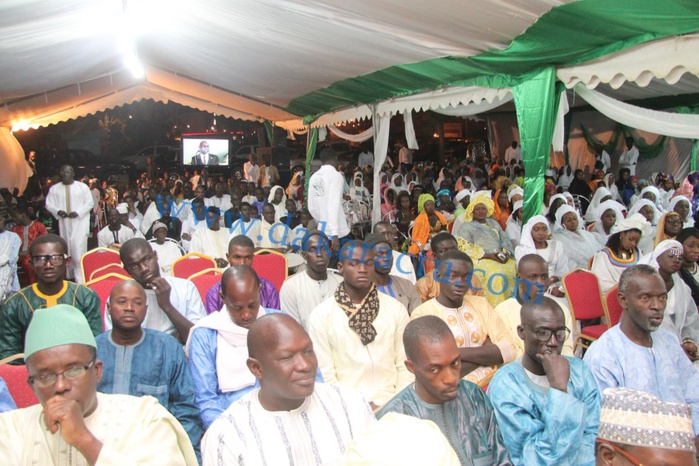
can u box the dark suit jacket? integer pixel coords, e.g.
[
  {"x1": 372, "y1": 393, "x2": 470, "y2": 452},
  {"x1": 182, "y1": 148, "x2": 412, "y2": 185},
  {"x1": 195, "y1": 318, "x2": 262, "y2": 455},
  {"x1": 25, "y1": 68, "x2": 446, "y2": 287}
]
[{"x1": 191, "y1": 153, "x2": 220, "y2": 165}]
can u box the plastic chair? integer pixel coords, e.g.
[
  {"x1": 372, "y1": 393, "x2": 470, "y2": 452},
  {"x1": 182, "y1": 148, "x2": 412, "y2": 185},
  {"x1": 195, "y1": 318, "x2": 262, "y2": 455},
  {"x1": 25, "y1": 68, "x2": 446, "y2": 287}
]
[
  {"x1": 603, "y1": 286, "x2": 623, "y2": 328},
  {"x1": 81, "y1": 248, "x2": 121, "y2": 283},
  {"x1": 562, "y1": 268, "x2": 608, "y2": 352},
  {"x1": 171, "y1": 253, "x2": 216, "y2": 280},
  {"x1": 86, "y1": 273, "x2": 130, "y2": 330},
  {"x1": 0, "y1": 354, "x2": 39, "y2": 408},
  {"x1": 252, "y1": 249, "x2": 288, "y2": 293},
  {"x1": 89, "y1": 263, "x2": 128, "y2": 281},
  {"x1": 189, "y1": 268, "x2": 224, "y2": 305}
]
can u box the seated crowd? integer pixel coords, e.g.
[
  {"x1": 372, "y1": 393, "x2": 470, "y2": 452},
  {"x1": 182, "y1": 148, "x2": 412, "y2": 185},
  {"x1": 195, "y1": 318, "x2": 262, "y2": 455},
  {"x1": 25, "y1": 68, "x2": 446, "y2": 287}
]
[{"x1": 0, "y1": 140, "x2": 698, "y2": 466}]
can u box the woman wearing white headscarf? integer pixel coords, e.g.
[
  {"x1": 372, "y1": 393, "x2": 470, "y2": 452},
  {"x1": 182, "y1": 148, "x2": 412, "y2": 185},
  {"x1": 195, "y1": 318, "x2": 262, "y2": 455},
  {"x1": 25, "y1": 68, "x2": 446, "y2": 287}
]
[
  {"x1": 505, "y1": 200, "x2": 523, "y2": 248},
  {"x1": 552, "y1": 205, "x2": 600, "y2": 269},
  {"x1": 584, "y1": 187, "x2": 613, "y2": 223},
  {"x1": 590, "y1": 199, "x2": 625, "y2": 248},
  {"x1": 627, "y1": 198, "x2": 660, "y2": 255},
  {"x1": 669, "y1": 195, "x2": 694, "y2": 228},
  {"x1": 515, "y1": 215, "x2": 573, "y2": 282},
  {"x1": 641, "y1": 239, "x2": 699, "y2": 364},
  {"x1": 604, "y1": 173, "x2": 623, "y2": 204},
  {"x1": 639, "y1": 185, "x2": 666, "y2": 214},
  {"x1": 389, "y1": 173, "x2": 408, "y2": 194},
  {"x1": 267, "y1": 185, "x2": 288, "y2": 222},
  {"x1": 349, "y1": 172, "x2": 370, "y2": 204},
  {"x1": 590, "y1": 213, "x2": 652, "y2": 293}
]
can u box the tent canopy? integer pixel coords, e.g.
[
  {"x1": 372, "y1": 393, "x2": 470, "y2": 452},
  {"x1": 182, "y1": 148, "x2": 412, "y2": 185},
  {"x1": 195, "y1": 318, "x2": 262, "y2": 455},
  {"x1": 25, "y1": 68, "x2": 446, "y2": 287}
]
[{"x1": 2, "y1": 0, "x2": 698, "y2": 131}]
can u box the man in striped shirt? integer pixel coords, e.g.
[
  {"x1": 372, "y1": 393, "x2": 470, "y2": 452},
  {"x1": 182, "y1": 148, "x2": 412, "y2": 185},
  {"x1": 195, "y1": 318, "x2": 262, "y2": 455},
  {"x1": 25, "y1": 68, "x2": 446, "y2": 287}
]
[{"x1": 202, "y1": 313, "x2": 375, "y2": 465}]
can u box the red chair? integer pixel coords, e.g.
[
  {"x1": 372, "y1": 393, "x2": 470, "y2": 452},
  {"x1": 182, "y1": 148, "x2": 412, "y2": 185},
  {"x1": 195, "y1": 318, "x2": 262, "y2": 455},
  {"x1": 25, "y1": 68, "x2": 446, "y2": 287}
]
[
  {"x1": 562, "y1": 269, "x2": 608, "y2": 352},
  {"x1": 603, "y1": 286, "x2": 623, "y2": 328},
  {"x1": 189, "y1": 268, "x2": 223, "y2": 305},
  {"x1": 81, "y1": 248, "x2": 121, "y2": 283},
  {"x1": 0, "y1": 354, "x2": 39, "y2": 408},
  {"x1": 252, "y1": 249, "x2": 288, "y2": 293},
  {"x1": 171, "y1": 253, "x2": 216, "y2": 280},
  {"x1": 89, "y1": 263, "x2": 128, "y2": 281},
  {"x1": 86, "y1": 273, "x2": 130, "y2": 330}
]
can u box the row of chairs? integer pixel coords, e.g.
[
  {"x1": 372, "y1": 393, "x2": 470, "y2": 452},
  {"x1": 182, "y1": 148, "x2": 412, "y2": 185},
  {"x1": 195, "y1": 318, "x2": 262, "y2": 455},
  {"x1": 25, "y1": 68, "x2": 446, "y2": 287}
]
[{"x1": 562, "y1": 269, "x2": 622, "y2": 353}]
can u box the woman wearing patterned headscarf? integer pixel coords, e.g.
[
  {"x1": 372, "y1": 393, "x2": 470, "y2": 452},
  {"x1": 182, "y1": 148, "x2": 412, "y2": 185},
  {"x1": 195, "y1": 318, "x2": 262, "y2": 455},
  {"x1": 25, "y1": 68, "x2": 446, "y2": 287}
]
[
  {"x1": 454, "y1": 192, "x2": 516, "y2": 306},
  {"x1": 408, "y1": 194, "x2": 447, "y2": 255}
]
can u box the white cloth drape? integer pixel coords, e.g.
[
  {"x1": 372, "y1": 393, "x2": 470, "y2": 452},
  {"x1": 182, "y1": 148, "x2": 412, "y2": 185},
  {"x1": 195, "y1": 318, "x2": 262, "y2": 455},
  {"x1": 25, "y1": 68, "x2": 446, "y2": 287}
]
[
  {"x1": 327, "y1": 125, "x2": 373, "y2": 143},
  {"x1": 372, "y1": 112, "x2": 392, "y2": 225},
  {"x1": 552, "y1": 91, "x2": 569, "y2": 152},
  {"x1": 403, "y1": 112, "x2": 419, "y2": 150},
  {"x1": 318, "y1": 126, "x2": 328, "y2": 142},
  {"x1": 575, "y1": 84, "x2": 699, "y2": 139},
  {"x1": 0, "y1": 129, "x2": 31, "y2": 195}
]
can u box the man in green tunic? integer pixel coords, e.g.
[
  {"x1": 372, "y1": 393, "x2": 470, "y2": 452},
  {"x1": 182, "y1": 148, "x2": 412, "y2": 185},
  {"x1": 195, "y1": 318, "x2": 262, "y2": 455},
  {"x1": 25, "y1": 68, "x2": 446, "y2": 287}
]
[
  {"x1": 377, "y1": 315, "x2": 512, "y2": 465},
  {"x1": 0, "y1": 234, "x2": 101, "y2": 361}
]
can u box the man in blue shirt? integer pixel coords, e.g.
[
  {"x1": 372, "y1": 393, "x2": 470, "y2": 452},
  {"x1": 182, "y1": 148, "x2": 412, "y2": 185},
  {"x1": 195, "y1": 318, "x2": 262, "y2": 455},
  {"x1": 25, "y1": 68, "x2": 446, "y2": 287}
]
[{"x1": 96, "y1": 280, "x2": 202, "y2": 458}]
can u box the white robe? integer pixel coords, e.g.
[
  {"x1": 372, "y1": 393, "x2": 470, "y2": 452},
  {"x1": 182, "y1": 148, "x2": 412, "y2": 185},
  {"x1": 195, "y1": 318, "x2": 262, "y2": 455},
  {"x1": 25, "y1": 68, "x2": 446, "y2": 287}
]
[
  {"x1": 97, "y1": 225, "x2": 141, "y2": 248},
  {"x1": 150, "y1": 240, "x2": 184, "y2": 276},
  {"x1": 190, "y1": 227, "x2": 231, "y2": 260},
  {"x1": 45, "y1": 181, "x2": 94, "y2": 282},
  {"x1": 0, "y1": 393, "x2": 197, "y2": 465},
  {"x1": 280, "y1": 270, "x2": 343, "y2": 330}
]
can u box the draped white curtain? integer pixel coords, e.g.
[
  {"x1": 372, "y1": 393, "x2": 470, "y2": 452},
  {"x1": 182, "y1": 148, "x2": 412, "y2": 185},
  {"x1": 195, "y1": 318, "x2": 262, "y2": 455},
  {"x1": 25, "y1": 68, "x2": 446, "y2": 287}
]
[
  {"x1": 327, "y1": 125, "x2": 373, "y2": 143},
  {"x1": 575, "y1": 84, "x2": 699, "y2": 139},
  {"x1": 372, "y1": 112, "x2": 392, "y2": 225},
  {"x1": 552, "y1": 91, "x2": 569, "y2": 152},
  {"x1": 403, "y1": 111, "x2": 419, "y2": 150},
  {"x1": 0, "y1": 129, "x2": 31, "y2": 194}
]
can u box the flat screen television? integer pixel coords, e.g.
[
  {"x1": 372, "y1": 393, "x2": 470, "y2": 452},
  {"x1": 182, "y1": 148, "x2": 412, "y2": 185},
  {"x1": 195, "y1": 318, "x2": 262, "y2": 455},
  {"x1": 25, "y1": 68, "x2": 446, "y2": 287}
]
[{"x1": 181, "y1": 136, "x2": 230, "y2": 166}]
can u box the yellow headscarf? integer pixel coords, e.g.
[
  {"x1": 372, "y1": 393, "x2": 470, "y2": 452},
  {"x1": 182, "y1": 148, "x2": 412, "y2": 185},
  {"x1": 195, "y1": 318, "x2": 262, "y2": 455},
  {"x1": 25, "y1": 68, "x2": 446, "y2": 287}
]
[
  {"x1": 463, "y1": 193, "x2": 495, "y2": 221},
  {"x1": 418, "y1": 194, "x2": 435, "y2": 214}
]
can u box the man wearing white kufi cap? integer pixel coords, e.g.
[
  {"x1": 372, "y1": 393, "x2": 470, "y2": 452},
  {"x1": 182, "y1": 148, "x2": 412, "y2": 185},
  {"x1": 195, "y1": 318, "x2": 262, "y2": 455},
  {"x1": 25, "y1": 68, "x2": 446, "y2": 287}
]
[
  {"x1": 0, "y1": 304, "x2": 198, "y2": 465},
  {"x1": 595, "y1": 387, "x2": 698, "y2": 465}
]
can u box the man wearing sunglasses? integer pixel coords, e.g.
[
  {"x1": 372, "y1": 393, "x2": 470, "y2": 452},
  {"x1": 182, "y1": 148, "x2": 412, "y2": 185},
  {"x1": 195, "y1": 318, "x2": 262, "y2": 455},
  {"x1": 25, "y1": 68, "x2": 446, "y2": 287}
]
[
  {"x1": 488, "y1": 297, "x2": 602, "y2": 466},
  {"x1": 0, "y1": 234, "x2": 101, "y2": 361},
  {"x1": 0, "y1": 304, "x2": 197, "y2": 464}
]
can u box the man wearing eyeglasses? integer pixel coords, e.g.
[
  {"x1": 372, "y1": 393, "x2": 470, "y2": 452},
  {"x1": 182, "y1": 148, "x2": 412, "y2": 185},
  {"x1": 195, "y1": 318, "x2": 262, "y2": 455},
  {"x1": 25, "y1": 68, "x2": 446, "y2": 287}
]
[
  {"x1": 45, "y1": 165, "x2": 93, "y2": 283},
  {"x1": 0, "y1": 234, "x2": 101, "y2": 361},
  {"x1": 495, "y1": 254, "x2": 575, "y2": 359},
  {"x1": 487, "y1": 297, "x2": 602, "y2": 466},
  {"x1": 0, "y1": 304, "x2": 198, "y2": 464}
]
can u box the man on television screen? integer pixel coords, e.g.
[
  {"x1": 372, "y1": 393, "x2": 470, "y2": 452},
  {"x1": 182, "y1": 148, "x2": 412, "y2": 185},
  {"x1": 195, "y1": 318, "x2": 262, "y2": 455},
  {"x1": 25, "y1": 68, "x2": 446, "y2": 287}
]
[{"x1": 191, "y1": 141, "x2": 219, "y2": 166}]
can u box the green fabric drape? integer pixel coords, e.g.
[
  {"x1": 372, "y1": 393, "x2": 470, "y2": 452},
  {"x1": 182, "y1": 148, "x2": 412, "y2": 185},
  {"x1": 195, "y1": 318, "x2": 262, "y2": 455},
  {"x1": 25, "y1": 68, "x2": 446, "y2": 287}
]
[
  {"x1": 263, "y1": 120, "x2": 275, "y2": 146},
  {"x1": 580, "y1": 123, "x2": 666, "y2": 160},
  {"x1": 287, "y1": 0, "x2": 699, "y2": 116},
  {"x1": 513, "y1": 67, "x2": 560, "y2": 223},
  {"x1": 304, "y1": 127, "x2": 318, "y2": 205}
]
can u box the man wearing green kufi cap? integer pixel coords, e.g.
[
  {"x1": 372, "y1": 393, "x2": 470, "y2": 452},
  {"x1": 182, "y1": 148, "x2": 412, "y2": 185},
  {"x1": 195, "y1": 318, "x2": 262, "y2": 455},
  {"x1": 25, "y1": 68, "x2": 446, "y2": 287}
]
[{"x1": 0, "y1": 304, "x2": 198, "y2": 465}]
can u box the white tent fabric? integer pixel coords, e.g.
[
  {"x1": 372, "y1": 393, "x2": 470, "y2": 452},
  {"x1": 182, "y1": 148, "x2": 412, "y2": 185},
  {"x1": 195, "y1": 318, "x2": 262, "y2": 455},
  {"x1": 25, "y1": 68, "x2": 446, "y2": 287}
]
[
  {"x1": 1, "y1": 0, "x2": 579, "y2": 130},
  {"x1": 575, "y1": 84, "x2": 699, "y2": 139},
  {"x1": 558, "y1": 33, "x2": 699, "y2": 89},
  {"x1": 431, "y1": 94, "x2": 513, "y2": 116}
]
